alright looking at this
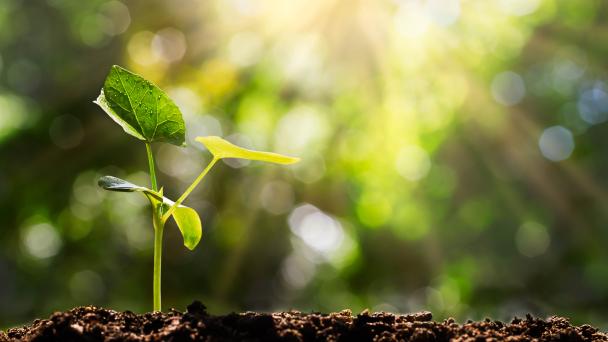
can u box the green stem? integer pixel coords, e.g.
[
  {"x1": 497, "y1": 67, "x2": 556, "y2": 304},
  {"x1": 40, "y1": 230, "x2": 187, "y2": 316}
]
[
  {"x1": 145, "y1": 142, "x2": 163, "y2": 312},
  {"x1": 145, "y1": 143, "x2": 158, "y2": 191},
  {"x1": 152, "y1": 211, "x2": 164, "y2": 312},
  {"x1": 162, "y1": 157, "x2": 218, "y2": 222}
]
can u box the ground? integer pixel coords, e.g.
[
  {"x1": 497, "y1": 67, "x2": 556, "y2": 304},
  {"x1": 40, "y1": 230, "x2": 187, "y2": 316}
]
[{"x1": 2, "y1": 301, "x2": 607, "y2": 341}]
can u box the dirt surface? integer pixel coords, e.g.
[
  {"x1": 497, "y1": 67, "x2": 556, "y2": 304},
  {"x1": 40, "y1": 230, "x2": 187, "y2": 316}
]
[{"x1": 2, "y1": 301, "x2": 607, "y2": 341}]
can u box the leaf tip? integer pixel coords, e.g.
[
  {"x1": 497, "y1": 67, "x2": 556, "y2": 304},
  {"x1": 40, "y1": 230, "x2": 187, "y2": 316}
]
[
  {"x1": 92, "y1": 90, "x2": 104, "y2": 106},
  {"x1": 97, "y1": 175, "x2": 114, "y2": 189},
  {"x1": 182, "y1": 229, "x2": 201, "y2": 250},
  {"x1": 283, "y1": 156, "x2": 301, "y2": 164},
  {"x1": 184, "y1": 240, "x2": 199, "y2": 251}
]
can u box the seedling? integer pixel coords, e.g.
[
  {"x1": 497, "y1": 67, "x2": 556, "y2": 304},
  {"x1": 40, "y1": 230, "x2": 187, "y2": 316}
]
[{"x1": 94, "y1": 65, "x2": 299, "y2": 311}]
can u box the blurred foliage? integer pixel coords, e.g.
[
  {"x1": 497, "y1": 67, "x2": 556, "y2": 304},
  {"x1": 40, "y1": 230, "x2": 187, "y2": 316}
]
[{"x1": 1, "y1": 0, "x2": 608, "y2": 331}]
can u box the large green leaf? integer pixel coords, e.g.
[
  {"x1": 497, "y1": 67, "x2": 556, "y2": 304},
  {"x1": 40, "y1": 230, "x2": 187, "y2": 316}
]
[
  {"x1": 98, "y1": 176, "x2": 202, "y2": 250},
  {"x1": 94, "y1": 65, "x2": 186, "y2": 146},
  {"x1": 195, "y1": 136, "x2": 300, "y2": 164}
]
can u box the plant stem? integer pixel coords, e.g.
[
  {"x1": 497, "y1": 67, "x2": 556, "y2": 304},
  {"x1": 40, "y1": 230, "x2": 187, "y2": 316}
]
[
  {"x1": 152, "y1": 210, "x2": 164, "y2": 312},
  {"x1": 145, "y1": 142, "x2": 163, "y2": 312},
  {"x1": 162, "y1": 157, "x2": 218, "y2": 222},
  {"x1": 145, "y1": 143, "x2": 158, "y2": 191}
]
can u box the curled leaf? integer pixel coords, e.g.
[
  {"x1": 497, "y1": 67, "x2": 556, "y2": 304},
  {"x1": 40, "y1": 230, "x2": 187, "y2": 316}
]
[
  {"x1": 98, "y1": 175, "x2": 202, "y2": 250},
  {"x1": 195, "y1": 136, "x2": 299, "y2": 164},
  {"x1": 98, "y1": 176, "x2": 162, "y2": 200}
]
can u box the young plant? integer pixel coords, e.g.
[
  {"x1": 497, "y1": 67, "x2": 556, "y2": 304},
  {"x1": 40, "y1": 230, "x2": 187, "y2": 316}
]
[{"x1": 94, "y1": 65, "x2": 299, "y2": 311}]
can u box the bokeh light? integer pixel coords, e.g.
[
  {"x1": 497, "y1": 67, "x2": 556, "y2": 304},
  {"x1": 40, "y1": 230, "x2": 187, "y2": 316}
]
[
  {"x1": 21, "y1": 223, "x2": 62, "y2": 260},
  {"x1": 491, "y1": 71, "x2": 526, "y2": 106},
  {"x1": 538, "y1": 125, "x2": 575, "y2": 161},
  {"x1": 496, "y1": 0, "x2": 541, "y2": 16},
  {"x1": 578, "y1": 82, "x2": 608, "y2": 125},
  {"x1": 152, "y1": 28, "x2": 187, "y2": 63},
  {"x1": 395, "y1": 145, "x2": 432, "y2": 182},
  {"x1": 515, "y1": 221, "x2": 550, "y2": 258},
  {"x1": 288, "y1": 204, "x2": 344, "y2": 258}
]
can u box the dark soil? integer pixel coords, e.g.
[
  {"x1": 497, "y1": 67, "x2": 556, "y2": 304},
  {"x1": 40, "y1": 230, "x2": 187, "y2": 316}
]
[{"x1": 2, "y1": 301, "x2": 607, "y2": 341}]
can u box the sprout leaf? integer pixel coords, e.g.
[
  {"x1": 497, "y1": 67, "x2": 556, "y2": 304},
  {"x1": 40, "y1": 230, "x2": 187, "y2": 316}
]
[
  {"x1": 98, "y1": 176, "x2": 202, "y2": 249},
  {"x1": 195, "y1": 136, "x2": 299, "y2": 164},
  {"x1": 162, "y1": 198, "x2": 202, "y2": 250},
  {"x1": 98, "y1": 175, "x2": 162, "y2": 199},
  {"x1": 94, "y1": 65, "x2": 186, "y2": 146}
]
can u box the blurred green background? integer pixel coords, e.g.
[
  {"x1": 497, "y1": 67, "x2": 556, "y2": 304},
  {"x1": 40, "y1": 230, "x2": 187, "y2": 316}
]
[{"x1": 2, "y1": 0, "x2": 608, "y2": 330}]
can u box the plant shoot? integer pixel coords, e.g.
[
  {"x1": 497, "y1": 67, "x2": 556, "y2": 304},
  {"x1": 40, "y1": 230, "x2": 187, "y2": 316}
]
[{"x1": 94, "y1": 65, "x2": 298, "y2": 311}]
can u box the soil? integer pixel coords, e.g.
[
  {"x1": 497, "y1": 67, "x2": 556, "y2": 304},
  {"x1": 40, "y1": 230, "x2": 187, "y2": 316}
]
[{"x1": 2, "y1": 301, "x2": 607, "y2": 341}]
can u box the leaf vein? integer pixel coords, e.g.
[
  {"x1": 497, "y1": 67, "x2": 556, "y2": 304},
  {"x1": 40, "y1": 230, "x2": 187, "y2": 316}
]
[{"x1": 117, "y1": 72, "x2": 147, "y2": 140}]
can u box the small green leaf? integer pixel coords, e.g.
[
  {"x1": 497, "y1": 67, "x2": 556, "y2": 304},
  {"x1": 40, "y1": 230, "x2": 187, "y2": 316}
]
[
  {"x1": 195, "y1": 136, "x2": 300, "y2": 164},
  {"x1": 94, "y1": 65, "x2": 186, "y2": 146},
  {"x1": 98, "y1": 176, "x2": 202, "y2": 250},
  {"x1": 98, "y1": 175, "x2": 162, "y2": 200},
  {"x1": 162, "y1": 198, "x2": 202, "y2": 250}
]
